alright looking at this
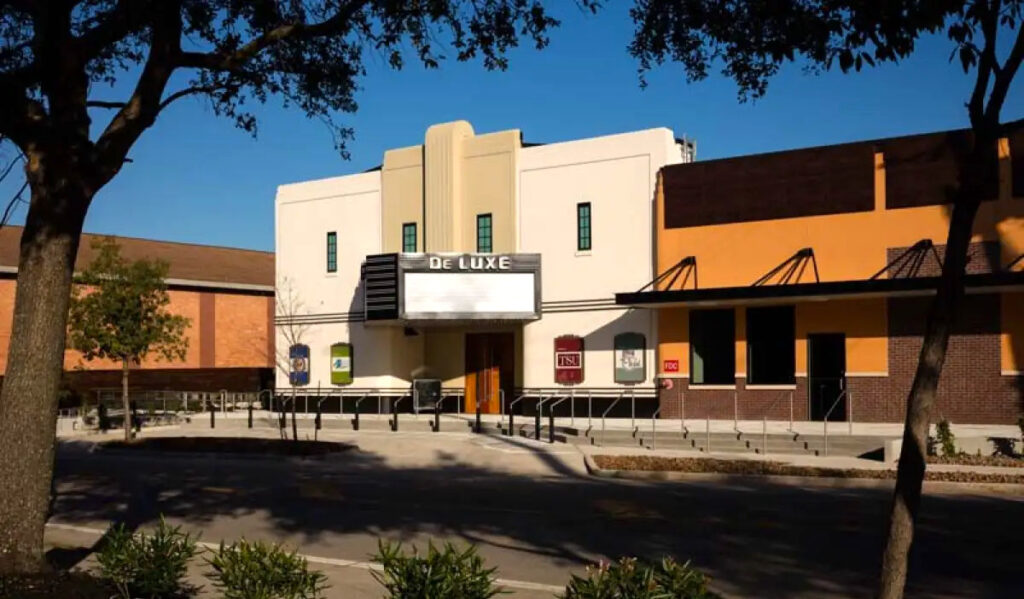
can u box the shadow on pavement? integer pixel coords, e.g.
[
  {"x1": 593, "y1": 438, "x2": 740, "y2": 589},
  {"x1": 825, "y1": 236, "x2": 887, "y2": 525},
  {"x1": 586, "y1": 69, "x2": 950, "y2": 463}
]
[{"x1": 50, "y1": 439, "x2": 1024, "y2": 598}]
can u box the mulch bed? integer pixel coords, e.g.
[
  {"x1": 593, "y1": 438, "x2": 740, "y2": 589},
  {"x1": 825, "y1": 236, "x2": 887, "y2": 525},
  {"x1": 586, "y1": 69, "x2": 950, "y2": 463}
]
[
  {"x1": 591, "y1": 455, "x2": 1024, "y2": 485},
  {"x1": 928, "y1": 454, "x2": 1024, "y2": 468},
  {"x1": 0, "y1": 572, "x2": 109, "y2": 599},
  {"x1": 102, "y1": 436, "x2": 354, "y2": 457}
]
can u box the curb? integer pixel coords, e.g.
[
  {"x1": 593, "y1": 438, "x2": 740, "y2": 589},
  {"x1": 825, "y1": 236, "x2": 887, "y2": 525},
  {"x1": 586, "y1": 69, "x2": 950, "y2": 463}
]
[{"x1": 582, "y1": 455, "x2": 1024, "y2": 495}]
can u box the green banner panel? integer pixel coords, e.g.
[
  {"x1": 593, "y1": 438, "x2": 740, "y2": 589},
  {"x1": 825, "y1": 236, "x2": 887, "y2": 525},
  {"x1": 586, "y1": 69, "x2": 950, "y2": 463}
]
[
  {"x1": 614, "y1": 332, "x2": 646, "y2": 384},
  {"x1": 330, "y1": 343, "x2": 353, "y2": 385}
]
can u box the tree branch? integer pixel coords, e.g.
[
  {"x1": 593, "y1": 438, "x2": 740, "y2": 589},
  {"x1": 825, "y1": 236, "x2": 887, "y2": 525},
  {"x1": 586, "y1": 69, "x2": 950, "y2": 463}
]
[
  {"x1": 178, "y1": 0, "x2": 371, "y2": 73},
  {"x1": 75, "y1": 0, "x2": 150, "y2": 60},
  {"x1": 967, "y1": 1, "x2": 999, "y2": 128},
  {"x1": 91, "y1": 1, "x2": 183, "y2": 189},
  {"x1": 158, "y1": 85, "x2": 221, "y2": 111},
  {"x1": 86, "y1": 100, "x2": 128, "y2": 109},
  {"x1": 985, "y1": 22, "x2": 1024, "y2": 125}
]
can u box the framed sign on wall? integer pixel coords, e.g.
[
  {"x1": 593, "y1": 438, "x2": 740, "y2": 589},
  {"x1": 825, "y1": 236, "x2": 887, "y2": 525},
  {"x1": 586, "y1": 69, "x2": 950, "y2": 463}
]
[
  {"x1": 289, "y1": 344, "x2": 310, "y2": 386},
  {"x1": 614, "y1": 333, "x2": 646, "y2": 384},
  {"x1": 554, "y1": 335, "x2": 584, "y2": 385},
  {"x1": 330, "y1": 343, "x2": 353, "y2": 385}
]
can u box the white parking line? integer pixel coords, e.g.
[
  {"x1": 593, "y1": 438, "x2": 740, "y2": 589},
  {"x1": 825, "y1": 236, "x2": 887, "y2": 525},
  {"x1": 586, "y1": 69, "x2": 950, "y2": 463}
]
[{"x1": 44, "y1": 521, "x2": 565, "y2": 593}]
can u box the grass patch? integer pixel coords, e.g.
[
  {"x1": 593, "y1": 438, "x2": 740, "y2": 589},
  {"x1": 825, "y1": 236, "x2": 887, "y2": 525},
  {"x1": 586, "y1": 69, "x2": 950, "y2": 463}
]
[
  {"x1": 102, "y1": 436, "x2": 353, "y2": 457},
  {"x1": 591, "y1": 455, "x2": 1024, "y2": 484}
]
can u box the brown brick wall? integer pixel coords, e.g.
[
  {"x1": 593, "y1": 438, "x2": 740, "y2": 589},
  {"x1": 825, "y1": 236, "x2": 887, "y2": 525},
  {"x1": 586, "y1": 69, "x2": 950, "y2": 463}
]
[
  {"x1": 885, "y1": 242, "x2": 1001, "y2": 278},
  {"x1": 657, "y1": 293, "x2": 1023, "y2": 424},
  {"x1": 61, "y1": 367, "x2": 272, "y2": 395},
  {"x1": 214, "y1": 293, "x2": 273, "y2": 368}
]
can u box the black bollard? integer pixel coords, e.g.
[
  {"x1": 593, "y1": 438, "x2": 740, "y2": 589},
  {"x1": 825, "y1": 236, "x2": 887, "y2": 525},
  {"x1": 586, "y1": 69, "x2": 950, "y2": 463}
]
[
  {"x1": 315, "y1": 404, "x2": 322, "y2": 430},
  {"x1": 291, "y1": 398, "x2": 297, "y2": 440},
  {"x1": 508, "y1": 408, "x2": 514, "y2": 437},
  {"x1": 353, "y1": 408, "x2": 360, "y2": 431},
  {"x1": 433, "y1": 402, "x2": 440, "y2": 432},
  {"x1": 98, "y1": 404, "x2": 109, "y2": 434},
  {"x1": 534, "y1": 404, "x2": 541, "y2": 441},
  {"x1": 131, "y1": 400, "x2": 140, "y2": 434},
  {"x1": 248, "y1": 402, "x2": 253, "y2": 429},
  {"x1": 549, "y1": 407, "x2": 555, "y2": 443},
  {"x1": 210, "y1": 402, "x2": 215, "y2": 429},
  {"x1": 279, "y1": 401, "x2": 286, "y2": 429},
  {"x1": 475, "y1": 403, "x2": 481, "y2": 434},
  {"x1": 392, "y1": 400, "x2": 399, "y2": 432}
]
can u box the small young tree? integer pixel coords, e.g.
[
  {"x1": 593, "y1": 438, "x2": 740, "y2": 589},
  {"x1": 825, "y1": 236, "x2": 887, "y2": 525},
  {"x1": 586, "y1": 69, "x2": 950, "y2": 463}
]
[{"x1": 67, "y1": 237, "x2": 189, "y2": 442}]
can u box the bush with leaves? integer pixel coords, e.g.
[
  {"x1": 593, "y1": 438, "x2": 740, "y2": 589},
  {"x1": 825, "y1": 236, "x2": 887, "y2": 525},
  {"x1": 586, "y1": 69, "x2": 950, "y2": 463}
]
[
  {"x1": 372, "y1": 540, "x2": 502, "y2": 599},
  {"x1": 96, "y1": 517, "x2": 198, "y2": 599},
  {"x1": 935, "y1": 418, "x2": 958, "y2": 458},
  {"x1": 206, "y1": 539, "x2": 328, "y2": 599},
  {"x1": 562, "y1": 557, "x2": 715, "y2": 599}
]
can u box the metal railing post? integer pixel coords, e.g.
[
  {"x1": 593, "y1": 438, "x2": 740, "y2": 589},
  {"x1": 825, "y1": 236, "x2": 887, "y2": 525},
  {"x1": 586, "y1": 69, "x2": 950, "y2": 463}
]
[
  {"x1": 733, "y1": 391, "x2": 738, "y2": 431},
  {"x1": 534, "y1": 396, "x2": 543, "y2": 441},
  {"x1": 824, "y1": 417, "x2": 828, "y2": 457},
  {"x1": 651, "y1": 407, "x2": 659, "y2": 450},
  {"x1": 706, "y1": 414, "x2": 711, "y2": 453},
  {"x1": 680, "y1": 392, "x2": 686, "y2": 435},
  {"x1": 210, "y1": 398, "x2": 215, "y2": 429},
  {"x1": 848, "y1": 391, "x2": 853, "y2": 435},
  {"x1": 434, "y1": 398, "x2": 441, "y2": 432},
  {"x1": 789, "y1": 391, "x2": 794, "y2": 431},
  {"x1": 475, "y1": 399, "x2": 482, "y2": 434},
  {"x1": 570, "y1": 389, "x2": 575, "y2": 426},
  {"x1": 588, "y1": 392, "x2": 592, "y2": 429},
  {"x1": 248, "y1": 402, "x2": 253, "y2": 429},
  {"x1": 221, "y1": 389, "x2": 227, "y2": 414},
  {"x1": 548, "y1": 400, "x2": 555, "y2": 443},
  {"x1": 600, "y1": 395, "x2": 622, "y2": 447},
  {"x1": 630, "y1": 389, "x2": 636, "y2": 433}
]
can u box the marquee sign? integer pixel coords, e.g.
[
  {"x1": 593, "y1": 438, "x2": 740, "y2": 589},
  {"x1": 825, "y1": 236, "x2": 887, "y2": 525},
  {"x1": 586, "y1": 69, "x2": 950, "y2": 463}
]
[
  {"x1": 614, "y1": 332, "x2": 646, "y2": 384},
  {"x1": 554, "y1": 335, "x2": 584, "y2": 385},
  {"x1": 289, "y1": 344, "x2": 310, "y2": 386},
  {"x1": 330, "y1": 343, "x2": 353, "y2": 385},
  {"x1": 362, "y1": 253, "x2": 541, "y2": 322}
]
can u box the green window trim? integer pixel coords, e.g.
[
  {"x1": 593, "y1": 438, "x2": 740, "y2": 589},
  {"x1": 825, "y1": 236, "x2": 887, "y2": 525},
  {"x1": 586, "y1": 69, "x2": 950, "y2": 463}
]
[
  {"x1": 577, "y1": 202, "x2": 592, "y2": 251},
  {"x1": 326, "y1": 232, "x2": 337, "y2": 273},
  {"x1": 477, "y1": 213, "x2": 493, "y2": 253},
  {"x1": 402, "y1": 223, "x2": 417, "y2": 253}
]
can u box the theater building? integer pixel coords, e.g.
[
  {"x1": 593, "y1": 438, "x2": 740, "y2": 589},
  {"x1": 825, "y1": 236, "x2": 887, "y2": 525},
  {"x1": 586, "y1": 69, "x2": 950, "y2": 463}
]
[
  {"x1": 274, "y1": 120, "x2": 694, "y2": 411},
  {"x1": 0, "y1": 227, "x2": 275, "y2": 398},
  {"x1": 617, "y1": 128, "x2": 1024, "y2": 424}
]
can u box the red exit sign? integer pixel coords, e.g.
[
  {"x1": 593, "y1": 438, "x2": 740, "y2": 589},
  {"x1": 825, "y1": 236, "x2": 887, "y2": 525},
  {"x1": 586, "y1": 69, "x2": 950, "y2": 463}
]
[{"x1": 663, "y1": 359, "x2": 680, "y2": 372}]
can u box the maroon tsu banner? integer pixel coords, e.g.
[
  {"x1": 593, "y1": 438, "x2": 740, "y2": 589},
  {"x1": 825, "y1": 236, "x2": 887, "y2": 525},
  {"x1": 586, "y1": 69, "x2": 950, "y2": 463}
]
[{"x1": 554, "y1": 335, "x2": 584, "y2": 385}]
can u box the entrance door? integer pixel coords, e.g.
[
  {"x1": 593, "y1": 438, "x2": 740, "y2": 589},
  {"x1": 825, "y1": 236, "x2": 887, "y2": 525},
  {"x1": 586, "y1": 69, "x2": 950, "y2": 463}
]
[
  {"x1": 465, "y1": 332, "x2": 514, "y2": 414},
  {"x1": 808, "y1": 333, "x2": 846, "y2": 421}
]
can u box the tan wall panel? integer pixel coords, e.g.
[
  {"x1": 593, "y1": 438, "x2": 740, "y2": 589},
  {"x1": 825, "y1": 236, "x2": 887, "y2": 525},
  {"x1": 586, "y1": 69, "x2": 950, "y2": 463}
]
[
  {"x1": 381, "y1": 145, "x2": 423, "y2": 253},
  {"x1": 424, "y1": 330, "x2": 465, "y2": 387},
  {"x1": 1001, "y1": 292, "x2": 1024, "y2": 373},
  {"x1": 214, "y1": 293, "x2": 273, "y2": 368},
  {"x1": 424, "y1": 121, "x2": 474, "y2": 251},
  {"x1": 462, "y1": 130, "x2": 518, "y2": 253}
]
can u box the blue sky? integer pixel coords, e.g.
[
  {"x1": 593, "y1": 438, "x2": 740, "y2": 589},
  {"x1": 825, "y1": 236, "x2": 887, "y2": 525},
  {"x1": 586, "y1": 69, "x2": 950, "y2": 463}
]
[{"x1": 2, "y1": 3, "x2": 1023, "y2": 252}]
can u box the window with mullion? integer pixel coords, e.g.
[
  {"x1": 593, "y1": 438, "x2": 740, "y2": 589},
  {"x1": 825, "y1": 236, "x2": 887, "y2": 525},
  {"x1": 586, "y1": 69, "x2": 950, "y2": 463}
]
[
  {"x1": 326, "y1": 232, "x2": 337, "y2": 273},
  {"x1": 477, "y1": 213, "x2": 493, "y2": 253},
  {"x1": 577, "y1": 202, "x2": 592, "y2": 251},
  {"x1": 402, "y1": 223, "x2": 417, "y2": 253}
]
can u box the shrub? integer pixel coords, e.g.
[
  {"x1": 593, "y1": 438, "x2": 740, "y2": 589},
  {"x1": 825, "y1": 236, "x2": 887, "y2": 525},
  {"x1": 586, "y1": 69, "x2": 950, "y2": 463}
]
[
  {"x1": 96, "y1": 517, "x2": 198, "y2": 599},
  {"x1": 205, "y1": 539, "x2": 328, "y2": 599},
  {"x1": 562, "y1": 557, "x2": 715, "y2": 599},
  {"x1": 935, "y1": 418, "x2": 958, "y2": 457},
  {"x1": 372, "y1": 540, "x2": 502, "y2": 599}
]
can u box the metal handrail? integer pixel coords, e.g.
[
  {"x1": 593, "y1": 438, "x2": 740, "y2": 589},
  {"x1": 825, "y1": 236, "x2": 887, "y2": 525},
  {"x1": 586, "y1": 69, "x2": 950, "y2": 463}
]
[
  {"x1": 757, "y1": 390, "x2": 795, "y2": 433},
  {"x1": 534, "y1": 395, "x2": 550, "y2": 440},
  {"x1": 507, "y1": 395, "x2": 526, "y2": 436},
  {"x1": 600, "y1": 394, "x2": 623, "y2": 447},
  {"x1": 545, "y1": 396, "x2": 569, "y2": 443},
  {"x1": 650, "y1": 406, "x2": 662, "y2": 450},
  {"x1": 822, "y1": 389, "x2": 849, "y2": 457},
  {"x1": 391, "y1": 396, "x2": 406, "y2": 431}
]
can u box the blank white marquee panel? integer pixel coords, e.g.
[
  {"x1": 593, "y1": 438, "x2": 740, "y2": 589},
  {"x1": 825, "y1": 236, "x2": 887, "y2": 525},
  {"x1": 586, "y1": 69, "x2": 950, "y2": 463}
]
[{"x1": 403, "y1": 272, "x2": 536, "y2": 317}]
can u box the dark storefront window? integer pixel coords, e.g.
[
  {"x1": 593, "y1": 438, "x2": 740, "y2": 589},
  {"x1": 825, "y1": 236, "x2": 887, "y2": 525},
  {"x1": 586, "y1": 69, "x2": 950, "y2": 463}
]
[
  {"x1": 747, "y1": 305, "x2": 796, "y2": 384},
  {"x1": 577, "y1": 202, "x2": 592, "y2": 251},
  {"x1": 326, "y1": 232, "x2": 337, "y2": 273},
  {"x1": 689, "y1": 309, "x2": 735, "y2": 385},
  {"x1": 402, "y1": 223, "x2": 417, "y2": 253},
  {"x1": 477, "y1": 213, "x2": 493, "y2": 253}
]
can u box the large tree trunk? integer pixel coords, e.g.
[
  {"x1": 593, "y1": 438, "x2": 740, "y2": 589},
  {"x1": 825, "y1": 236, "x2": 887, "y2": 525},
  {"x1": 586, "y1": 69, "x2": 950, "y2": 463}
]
[
  {"x1": 0, "y1": 176, "x2": 89, "y2": 574},
  {"x1": 877, "y1": 139, "x2": 990, "y2": 599},
  {"x1": 122, "y1": 358, "x2": 131, "y2": 442}
]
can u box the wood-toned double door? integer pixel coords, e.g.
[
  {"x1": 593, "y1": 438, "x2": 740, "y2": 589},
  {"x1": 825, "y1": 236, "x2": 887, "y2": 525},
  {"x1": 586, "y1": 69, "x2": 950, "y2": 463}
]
[{"x1": 465, "y1": 332, "x2": 514, "y2": 414}]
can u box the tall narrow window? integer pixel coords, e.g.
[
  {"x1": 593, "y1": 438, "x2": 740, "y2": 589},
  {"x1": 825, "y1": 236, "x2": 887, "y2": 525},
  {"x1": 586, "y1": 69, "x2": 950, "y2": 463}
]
[
  {"x1": 326, "y1": 232, "x2": 337, "y2": 273},
  {"x1": 476, "y1": 213, "x2": 493, "y2": 253},
  {"x1": 747, "y1": 306, "x2": 796, "y2": 384},
  {"x1": 577, "y1": 202, "x2": 592, "y2": 251},
  {"x1": 402, "y1": 223, "x2": 417, "y2": 253},
  {"x1": 689, "y1": 309, "x2": 735, "y2": 385}
]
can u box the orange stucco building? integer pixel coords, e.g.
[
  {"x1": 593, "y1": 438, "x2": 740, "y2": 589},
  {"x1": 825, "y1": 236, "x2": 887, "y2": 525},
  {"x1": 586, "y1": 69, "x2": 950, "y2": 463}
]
[
  {"x1": 0, "y1": 227, "x2": 275, "y2": 399},
  {"x1": 618, "y1": 128, "x2": 1024, "y2": 424}
]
